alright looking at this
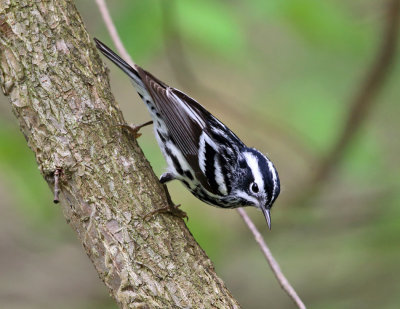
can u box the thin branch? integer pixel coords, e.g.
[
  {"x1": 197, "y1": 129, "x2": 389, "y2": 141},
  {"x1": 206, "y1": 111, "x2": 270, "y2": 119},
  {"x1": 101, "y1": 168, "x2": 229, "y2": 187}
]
[
  {"x1": 237, "y1": 208, "x2": 306, "y2": 309},
  {"x1": 95, "y1": 0, "x2": 135, "y2": 67},
  {"x1": 310, "y1": 0, "x2": 400, "y2": 187},
  {"x1": 96, "y1": 1, "x2": 306, "y2": 308}
]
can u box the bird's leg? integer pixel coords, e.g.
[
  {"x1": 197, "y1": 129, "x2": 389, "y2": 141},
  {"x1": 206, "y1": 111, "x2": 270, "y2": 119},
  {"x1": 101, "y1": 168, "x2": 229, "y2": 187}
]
[
  {"x1": 144, "y1": 203, "x2": 188, "y2": 221},
  {"x1": 115, "y1": 120, "x2": 153, "y2": 139},
  {"x1": 159, "y1": 172, "x2": 175, "y2": 184},
  {"x1": 144, "y1": 184, "x2": 188, "y2": 221}
]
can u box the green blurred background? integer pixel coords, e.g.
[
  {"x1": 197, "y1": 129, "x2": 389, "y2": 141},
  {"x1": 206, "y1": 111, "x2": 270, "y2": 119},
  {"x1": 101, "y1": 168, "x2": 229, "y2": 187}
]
[{"x1": 1, "y1": 0, "x2": 399, "y2": 308}]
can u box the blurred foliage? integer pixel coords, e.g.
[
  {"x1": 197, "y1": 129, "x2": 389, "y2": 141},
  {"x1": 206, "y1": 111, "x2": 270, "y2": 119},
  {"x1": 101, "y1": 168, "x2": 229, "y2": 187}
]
[
  {"x1": 1, "y1": 0, "x2": 400, "y2": 308},
  {"x1": 173, "y1": 0, "x2": 245, "y2": 58},
  {"x1": 111, "y1": 1, "x2": 164, "y2": 61},
  {"x1": 0, "y1": 122, "x2": 57, "y2": 224}
]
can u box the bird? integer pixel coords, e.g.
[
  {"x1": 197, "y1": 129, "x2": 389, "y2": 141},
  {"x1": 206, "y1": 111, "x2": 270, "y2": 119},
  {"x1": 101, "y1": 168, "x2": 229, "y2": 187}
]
[{"x1": 94, "y1": 38, "x2": 280, "y2": 229}]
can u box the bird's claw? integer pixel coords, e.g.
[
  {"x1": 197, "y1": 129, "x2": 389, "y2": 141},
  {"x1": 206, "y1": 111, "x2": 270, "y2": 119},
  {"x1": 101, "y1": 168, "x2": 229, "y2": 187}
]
[
  {"x1": 144, "y1": 203, "x2": 188, "y2": 221},
  {"x1": 115, "y1": 120, "x2": 153, "y2": 139}
]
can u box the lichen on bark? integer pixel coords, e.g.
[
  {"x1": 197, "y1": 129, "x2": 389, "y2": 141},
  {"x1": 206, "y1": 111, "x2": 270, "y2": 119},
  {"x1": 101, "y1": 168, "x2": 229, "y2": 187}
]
[{"x1": 0, "y1": 0, "x2": 240, "y2": 308}]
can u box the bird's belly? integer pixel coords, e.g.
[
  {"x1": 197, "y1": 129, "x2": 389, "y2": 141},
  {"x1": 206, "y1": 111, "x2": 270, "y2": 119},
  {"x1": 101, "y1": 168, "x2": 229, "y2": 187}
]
[{"x1": 186, "y1": 184, "x2": 239, "y2": 209}]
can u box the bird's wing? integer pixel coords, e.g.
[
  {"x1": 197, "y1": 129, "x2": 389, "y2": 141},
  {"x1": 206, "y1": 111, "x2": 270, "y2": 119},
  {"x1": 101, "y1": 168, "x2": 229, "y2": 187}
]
[
  {"x1": 136, "y1": 67, "x2": 243, "y2": 194},
  {"x1": 138, "y1": 68, "x2": 205, "y2": 156}
]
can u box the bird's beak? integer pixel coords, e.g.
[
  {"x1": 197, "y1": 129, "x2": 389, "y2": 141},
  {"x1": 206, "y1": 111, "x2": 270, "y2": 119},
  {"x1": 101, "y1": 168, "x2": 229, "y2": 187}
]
[{"x1": 262, "y1": 207, "x2": 272, "y2": 230}]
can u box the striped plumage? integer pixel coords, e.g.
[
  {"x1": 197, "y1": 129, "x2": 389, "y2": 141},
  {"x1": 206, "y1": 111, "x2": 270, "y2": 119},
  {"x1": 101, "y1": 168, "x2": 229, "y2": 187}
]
[{"x1": 95, "y1": 38, "x2": 280, "y2": 229}]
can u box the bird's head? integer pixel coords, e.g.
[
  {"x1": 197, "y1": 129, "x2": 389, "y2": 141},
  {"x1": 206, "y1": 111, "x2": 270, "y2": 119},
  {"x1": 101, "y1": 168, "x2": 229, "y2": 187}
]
[{"x1": 233, "y1": 148, "x2": 280, "y2": 229}]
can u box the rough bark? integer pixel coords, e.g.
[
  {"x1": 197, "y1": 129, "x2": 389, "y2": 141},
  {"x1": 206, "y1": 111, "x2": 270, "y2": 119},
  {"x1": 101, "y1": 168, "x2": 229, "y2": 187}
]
[{"x1": 0, "y1": 1, "x2": 240, "y2": 308}]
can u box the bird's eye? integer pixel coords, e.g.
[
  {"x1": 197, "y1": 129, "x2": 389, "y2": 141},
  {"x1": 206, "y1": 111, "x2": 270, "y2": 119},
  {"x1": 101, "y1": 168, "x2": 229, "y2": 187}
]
[{"x1": 250, "y1": 182, "x2": 259, "y2": 194}]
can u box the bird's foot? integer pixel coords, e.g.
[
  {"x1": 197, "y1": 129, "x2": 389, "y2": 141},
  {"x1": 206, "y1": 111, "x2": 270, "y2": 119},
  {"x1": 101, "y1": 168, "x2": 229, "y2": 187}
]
[
  {"x1": 144, "y1": 203, "x2": 188, "y2": 221},
  {"x1": 144, "y1": 184, "x2": 188, "y2": 220},
  {"x1": 115, "y1": 120, "x2": 153, "y2": 139}
]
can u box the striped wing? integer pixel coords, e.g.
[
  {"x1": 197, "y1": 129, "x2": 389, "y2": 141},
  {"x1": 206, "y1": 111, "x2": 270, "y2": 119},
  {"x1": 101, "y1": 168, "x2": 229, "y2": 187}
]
[{"x1": 136, "y1": 67, "x2": 243, "y2": 195}]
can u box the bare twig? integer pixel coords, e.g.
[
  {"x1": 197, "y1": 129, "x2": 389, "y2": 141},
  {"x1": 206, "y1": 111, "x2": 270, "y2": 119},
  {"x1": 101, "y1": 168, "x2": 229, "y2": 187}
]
[
  {"x1": 310, "y1": 0, "x2": 400, "y2": 187},
  {"x1": 115, "y1": 120, "x2": 154, "y2": 139},
  {"x1": 237, "y1": 208, "x2": 306, "y2": 309},
  {"x1": 95, "y1": 0, "x2": 135, "y2": 67},
  {"x1": 95, "y1": 1, "x2": 306, "y2": 307},
  {"x1": 53, "y1": 168, "x2": 61, "y2": 204}
]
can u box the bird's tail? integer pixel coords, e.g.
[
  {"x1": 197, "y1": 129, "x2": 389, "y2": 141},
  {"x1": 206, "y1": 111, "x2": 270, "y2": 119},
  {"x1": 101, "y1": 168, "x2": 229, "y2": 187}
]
[{"x1": 94, "y1": 38, "x2": 146, "y2": 92}]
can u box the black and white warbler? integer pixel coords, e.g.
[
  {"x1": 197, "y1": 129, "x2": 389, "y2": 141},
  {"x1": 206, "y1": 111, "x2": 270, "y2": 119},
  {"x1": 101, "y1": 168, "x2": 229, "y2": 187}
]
[{"x1": 95, "y1": 38, "x2": 280, "y2": 229}]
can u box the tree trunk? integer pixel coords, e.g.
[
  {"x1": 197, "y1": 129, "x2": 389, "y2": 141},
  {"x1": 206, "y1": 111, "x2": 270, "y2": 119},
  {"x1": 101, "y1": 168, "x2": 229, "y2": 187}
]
[{"x1": 0, "y1": 1, "x2": 240, "y2": 308}]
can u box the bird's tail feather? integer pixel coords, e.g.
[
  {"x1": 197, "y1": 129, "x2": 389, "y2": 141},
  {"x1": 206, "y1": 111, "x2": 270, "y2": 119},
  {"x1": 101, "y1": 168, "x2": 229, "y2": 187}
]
[{"x1": 94, "y1": 38, "x2": 145, "y2": 91}]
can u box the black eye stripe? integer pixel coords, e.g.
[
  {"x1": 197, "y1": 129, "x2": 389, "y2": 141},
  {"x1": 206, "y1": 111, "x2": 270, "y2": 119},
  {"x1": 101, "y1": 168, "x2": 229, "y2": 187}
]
[{"x1": 239, "y1": 159, "x2": 246, "y2": 168}]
